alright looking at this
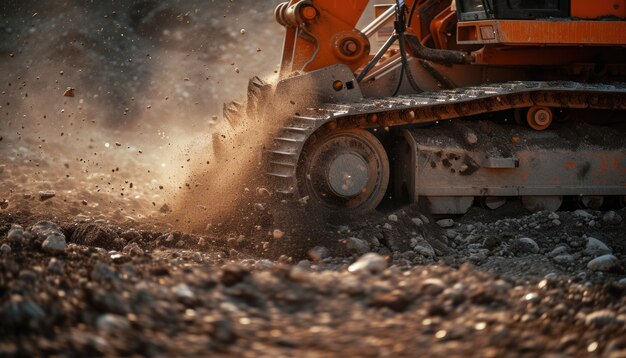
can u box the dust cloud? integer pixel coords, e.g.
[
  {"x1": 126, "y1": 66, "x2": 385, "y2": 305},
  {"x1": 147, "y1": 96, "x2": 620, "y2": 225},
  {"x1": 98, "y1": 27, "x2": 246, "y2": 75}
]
[{"x1": 0, "y1": 0, "x2": 283, "y2": 227}]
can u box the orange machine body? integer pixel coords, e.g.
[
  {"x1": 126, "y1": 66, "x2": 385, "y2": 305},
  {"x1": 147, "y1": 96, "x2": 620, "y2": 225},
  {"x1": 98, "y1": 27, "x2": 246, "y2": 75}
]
[{"x1": 276, "y1": 0, "x2": 626, "y2": 74}]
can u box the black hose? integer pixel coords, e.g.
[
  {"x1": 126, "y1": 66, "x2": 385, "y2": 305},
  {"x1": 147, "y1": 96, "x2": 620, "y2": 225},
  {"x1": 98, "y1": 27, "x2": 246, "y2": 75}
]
[{"x1": 405, "y1": 34, "x2": 473, "y2": 64}]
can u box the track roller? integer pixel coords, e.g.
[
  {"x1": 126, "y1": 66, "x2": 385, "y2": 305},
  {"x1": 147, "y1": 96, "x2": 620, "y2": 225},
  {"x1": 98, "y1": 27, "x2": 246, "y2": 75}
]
[
  {"x1": 297, "y1": 128, "x2": 389, "y2": 212},
  {"x1": 514, "y1": 106, "x2": 554, "y2": 130},
  {"x1": 526, "y1": 106, "x2": 553, "y2": 131},
  {"x1": 578, "y1": 195, "x2": 604, "y2": 210},
  {"x1": 480, "y1": 196, "x2": 507, "y2": 210},
  {"x1": 521, "y1": 196, "x2": 563, "y2": 213}
]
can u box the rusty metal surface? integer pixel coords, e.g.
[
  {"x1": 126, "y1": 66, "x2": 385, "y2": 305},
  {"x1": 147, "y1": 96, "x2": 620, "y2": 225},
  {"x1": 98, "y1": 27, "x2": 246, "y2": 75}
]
[
  {"x1": 401, "y1": 121, "x2": 626, "y2": 197},
  {"x1": 266, "y1": 81, "x2": 626, "y2": 196}
]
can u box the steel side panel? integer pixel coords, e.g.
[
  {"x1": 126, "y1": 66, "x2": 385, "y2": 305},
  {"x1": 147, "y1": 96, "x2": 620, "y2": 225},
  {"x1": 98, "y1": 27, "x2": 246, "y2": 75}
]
[
  {"x1": 404, "y1": 132, "x2": 626, "y2": 198},
  {"x1": 457, "y1": 20, "x2": 626, "y2": 46}
]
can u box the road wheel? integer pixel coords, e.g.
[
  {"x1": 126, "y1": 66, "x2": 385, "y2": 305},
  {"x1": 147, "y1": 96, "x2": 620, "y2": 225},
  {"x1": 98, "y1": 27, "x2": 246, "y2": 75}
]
[{"x1": 297, "y1": 128, "x2": 389, "y2": 213}]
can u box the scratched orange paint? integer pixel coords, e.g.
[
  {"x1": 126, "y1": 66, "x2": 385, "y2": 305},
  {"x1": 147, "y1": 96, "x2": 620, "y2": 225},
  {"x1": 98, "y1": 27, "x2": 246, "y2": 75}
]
[
  {"x1": 610, "y1": 156, "x2": 626, "y2": 174},
  {"x1": 565, "y1": 161, "x2": 577, "y2": 170}
]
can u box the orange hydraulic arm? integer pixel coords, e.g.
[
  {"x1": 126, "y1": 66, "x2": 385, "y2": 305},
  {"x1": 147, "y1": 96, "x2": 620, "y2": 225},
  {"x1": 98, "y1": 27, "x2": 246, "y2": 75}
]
[
  {"x1": 274, "y1": 0, "x2": 470, "y2": 77},
  {"x1": 275, "y1": 0, "x2": 373, "y2": 77}
]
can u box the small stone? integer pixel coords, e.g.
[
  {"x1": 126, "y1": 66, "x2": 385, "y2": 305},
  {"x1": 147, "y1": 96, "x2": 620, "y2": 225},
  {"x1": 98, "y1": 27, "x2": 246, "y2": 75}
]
[
  {"x1": 552, "y1": 219, "x2": 561, "y2": 226},
  {"x1": 47, "y1": 258, "x2": 64, "y2": 274},
  {"x1": 307, "y1": 246, "x2": 330, "y2": 261},
  {"x1": 41, "y1": 234, "x2": 68, "y2": 253},
  {"x1": 38, "y1": 191, "x2": 56, "y2": 201},
  {"x1": 96, "y1": 314, "x2": 130, "y2": 332},
  {"x1": 584, "y1": 237, "x2": 612, "y2": 257},
  {"x1": 0, "y1": 243, "x2": 11, "y2": 255},
  {"x1": 122, "y1": 243, "x2": 143, "y2": 257},
  {"x1": 550, "y1": 246, "x2": 568, "y2": 257},
  {"x1": 465, "y1": 131, "x2": 478, "y2": 145},
  {"x1": 382, "y1": 223, "x2": 393, "y2": 230},
  {"x1": 585, "y1": 310, "x2": 617, "y2": 326},
  {"x1": 348, "y1": 253, "x2": 387, "y2": 274},
  {"x1": 2, "y1": 296, "x2": 46, "y2": 329},
  {"x1": 469, "y1": 249, "x2": 489, "y2": 263},
  {"x1": 414, "y1": 244, "x2": 435, "y2": 258},
  {"x1": 172, "y1": 283, "x2": 195, "y2": 299},
  {"x1": 421, "y1": 278, "x2": 446, "y2": 295},
  {"x1": 553, "y1": 254, "x2": 574, "y2": 265},
  {"x1": 601, "y1": 211, "x2": 622, "y2": 225},
  {"x1": 220, "y1": 264, "x2": 250, "y2": 286},
  {"x1": 240, "y1": 28, "x2": 246, "y2": 35},
  {"x1": 411, "y1": 218, "x2": 423, "y2": 227},
  {"x1": 345, "y1": 237, "x2": 370, "y2": 255},
  {"x1": 253, "y1": 259, "x2": 274, "y2": 270},
  {"x1": 7, "y1": 225, "x2": 24, "y2": 242},
  {"x1": 514, "y1": 237, "x2": 540, "y2": 254},
  {"x1": 0, "y1": 199, "x2": 8, "y2": 209},
  {"x1": 574, "y1": 209, "x2": 593, "y2": 220},
  {"x1": 419, "y1": 214, "x2": 430, "y2": 224},
  {"x1": 63, "y1": 87, "x2": 75, "y2": 97},
  {"x1": 436, "y1": 219, "x2": 454, "y2": 228},
  {"x1": 159, "y1": 204, "x2": 171, "y2": 213},
  {"x1": 388, "y1": 214, "x2": 398, "y2": 222},
  {"x1": 548, "y1": 212, "x2": 559, "y2": 220},
  {"x1": 272, "y1": 229, "x2": 284, "y2": 240},
  {"x1": 91, "y1": 263, "x2": 118, "y2": 282},
  {"x1": 587, "y1": 255, "x2": 620, "y2": 272}
]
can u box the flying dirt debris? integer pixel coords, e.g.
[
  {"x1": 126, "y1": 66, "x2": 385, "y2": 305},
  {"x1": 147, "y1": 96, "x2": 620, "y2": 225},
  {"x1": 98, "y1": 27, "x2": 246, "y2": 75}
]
[{"x1": 1, "y1": 0, "x2": 626, "y2": 357}]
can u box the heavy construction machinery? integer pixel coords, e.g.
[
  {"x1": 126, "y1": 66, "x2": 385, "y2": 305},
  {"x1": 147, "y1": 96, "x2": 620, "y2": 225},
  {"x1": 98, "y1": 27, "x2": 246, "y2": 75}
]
[{"x1": 225, "y1": 0, "x2": 626, "y2": 215}]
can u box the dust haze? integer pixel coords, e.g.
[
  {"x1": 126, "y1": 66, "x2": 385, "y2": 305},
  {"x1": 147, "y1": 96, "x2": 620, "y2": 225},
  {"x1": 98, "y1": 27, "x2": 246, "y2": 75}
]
[{"x1": 0, "y1": 0, "x2": 283, "y2": 228}]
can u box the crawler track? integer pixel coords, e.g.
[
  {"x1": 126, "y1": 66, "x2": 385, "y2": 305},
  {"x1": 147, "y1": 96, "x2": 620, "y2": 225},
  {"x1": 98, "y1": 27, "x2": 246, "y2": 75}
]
[{"x1": 266, "y1": 81, "x2": 626, "y2": 197}]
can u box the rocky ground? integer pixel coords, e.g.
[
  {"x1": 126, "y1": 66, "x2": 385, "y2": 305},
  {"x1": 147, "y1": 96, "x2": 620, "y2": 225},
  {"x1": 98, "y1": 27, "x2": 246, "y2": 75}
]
[
  {"x1": 2, "y1": 0, "x2": 626, "y2": 357},
  {"x1": 1, "y1": 193, "x2": 626, "y2": 356}
]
